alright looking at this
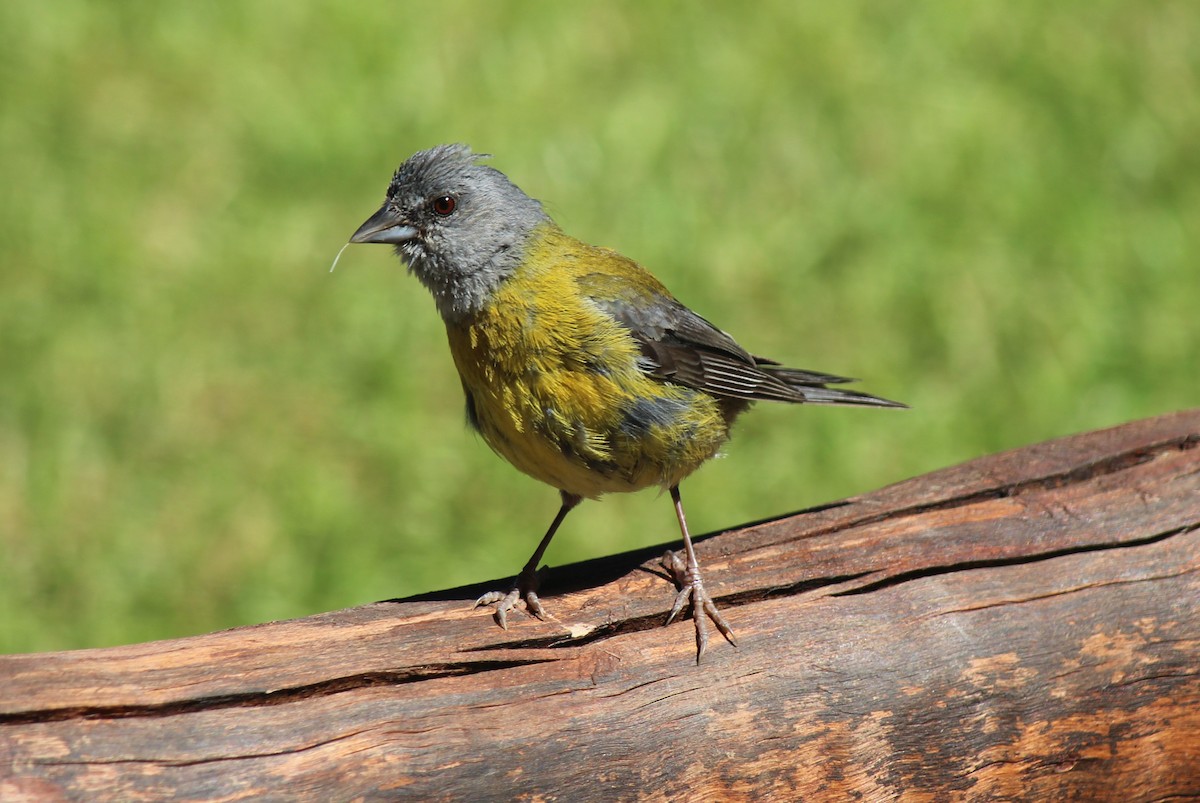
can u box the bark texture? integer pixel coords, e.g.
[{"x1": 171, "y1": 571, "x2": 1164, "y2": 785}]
[{"x1": 2, "y1": 411, "x2": 1198, "y2": 802}]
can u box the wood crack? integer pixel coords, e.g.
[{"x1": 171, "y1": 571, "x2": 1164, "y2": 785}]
[
  {"x1": 922, "y1": 569, "x2": 1200, "y2": 618},
  {"x1": 0, "y1": 660, "x2": 553, "y2": 726},
  {"x1": 831, "y1": 523, "x2": 1197, "y2": 597},
  {"x1": 35, "y1": 728, "x2": 376, "y2": 768},
  {"x1": 784, "y1": 432, "x2": 1198, "y2": 545}
]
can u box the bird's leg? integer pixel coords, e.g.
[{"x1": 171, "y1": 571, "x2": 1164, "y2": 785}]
[
  {"x1": 475, "y1": 490, "x2": 582, "y2": 629},
  {"x1": 661, "y1": 485, "x2": 737, "y2": 662}
]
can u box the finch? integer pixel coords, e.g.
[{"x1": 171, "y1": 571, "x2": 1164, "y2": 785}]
[{"x1": 348, "y1": 144, "x2": 904, "y2": 661}]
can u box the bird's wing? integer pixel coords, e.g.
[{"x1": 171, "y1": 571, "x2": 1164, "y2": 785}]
[
  {"x1": 574, "y1": 270, "x2": 865, "y2": 404},
  {"x1": 614, "y1": 299, "x2": 811, "y2": 402}
]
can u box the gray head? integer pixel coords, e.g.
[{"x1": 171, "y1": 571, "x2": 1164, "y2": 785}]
[{"x1": 349, "y1": 144, "x2": 551, "y2": 320}]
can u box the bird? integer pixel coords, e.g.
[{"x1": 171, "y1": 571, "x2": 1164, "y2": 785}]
[{"x1": 347, "y1": 144, "x2": 904, "y2": 662}]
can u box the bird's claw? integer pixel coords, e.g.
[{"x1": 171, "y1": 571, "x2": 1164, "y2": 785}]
[
  {"x1": 661, "y1": 550, "x2": 737, "y2": 663},
  {"x1": 474, "y1": 567, "x2": 547, "y2": 628}
]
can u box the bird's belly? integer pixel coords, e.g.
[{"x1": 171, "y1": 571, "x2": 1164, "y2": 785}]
[
  {"x1": 474, "y1": 404, "x2": 659, "y2": 497},
  {"x1": 444, "y1": 300, "x2": 734, "y2": 498},
  {"x1": 454, "y1": 364, "x2": 731, "y2": 498}
]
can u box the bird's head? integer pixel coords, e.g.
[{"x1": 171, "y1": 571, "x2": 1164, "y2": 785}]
[{"x1": 350, "y1": 144, "x2": 550, "y2": 321}]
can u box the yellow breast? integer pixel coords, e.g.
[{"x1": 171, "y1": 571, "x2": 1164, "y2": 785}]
[{"x1": 443, "y1": 225, "x2": 730, "y2": 498}]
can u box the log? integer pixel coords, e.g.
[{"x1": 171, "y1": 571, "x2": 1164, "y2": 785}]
[{"x1": 2, "y1": 411, "x2": 1199, "y2": 802}]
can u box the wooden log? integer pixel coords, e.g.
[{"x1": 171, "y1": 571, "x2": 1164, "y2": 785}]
[{"x1": 2, "y1": 410, "x2": 1198, "y2": 802}]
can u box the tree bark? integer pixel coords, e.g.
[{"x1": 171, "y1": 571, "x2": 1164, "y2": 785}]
[{"x1": 2, "y1": 410, "x2": 1199, "y2": 802}]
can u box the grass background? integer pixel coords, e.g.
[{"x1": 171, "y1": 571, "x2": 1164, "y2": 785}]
[{"x1": 1, "y1": 2, "x2": 1196, "y2": 653}]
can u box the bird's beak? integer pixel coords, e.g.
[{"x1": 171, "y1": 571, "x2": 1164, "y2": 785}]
[{"x1": 349, "y1": 204, "x2": 419, "y2": 245}]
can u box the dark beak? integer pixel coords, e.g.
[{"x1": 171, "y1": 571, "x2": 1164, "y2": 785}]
[{"x1": 349, "y1": 204, "x2": 419, "y2": 245}]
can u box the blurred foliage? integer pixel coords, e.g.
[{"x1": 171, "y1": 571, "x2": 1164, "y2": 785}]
[{"x1": 1, "y1": 2, "x2": 1196, "y2": 652}]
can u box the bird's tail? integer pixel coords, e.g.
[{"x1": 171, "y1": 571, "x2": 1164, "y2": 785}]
[{"x1": 758, "y1": 363, "x2": 908, "y2": 408}]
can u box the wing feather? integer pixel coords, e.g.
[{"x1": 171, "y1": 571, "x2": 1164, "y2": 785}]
[{"x1": 577, "y1": 269, "x2": 903, "y2": 408}]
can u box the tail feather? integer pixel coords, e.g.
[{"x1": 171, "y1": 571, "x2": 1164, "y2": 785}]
[
  {"x1": 759, "y1": 363, "x2": 907, "y2": 408},
  {"x1": 793, "y1": 385, "x2": 908, "y2": 408},
  {"x1": 758, "y1": 363, "x2": 857, "y2": 385}
]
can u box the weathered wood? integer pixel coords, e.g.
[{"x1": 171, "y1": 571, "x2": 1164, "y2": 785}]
[{"x1": 2, "y1": 410, "x2": 1198, "y2": 802}]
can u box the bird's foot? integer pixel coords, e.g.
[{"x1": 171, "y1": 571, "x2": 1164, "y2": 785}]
[
  {"x1": 661, "y1": 550, "x2": 737, "y2": 663},
  {"x1": 474, "y1": 566, "x2": 547, "y2": 630}
]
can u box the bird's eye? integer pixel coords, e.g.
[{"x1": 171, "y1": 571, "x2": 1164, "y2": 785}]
[{"x1": 432, "y1": 195, "x2": 456, "y2": 216}]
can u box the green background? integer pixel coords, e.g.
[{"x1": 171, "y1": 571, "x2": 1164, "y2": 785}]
[{"x1": 1, "y1": 3, "x2": 1196, "y2": 653}]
